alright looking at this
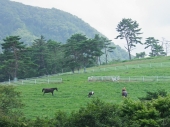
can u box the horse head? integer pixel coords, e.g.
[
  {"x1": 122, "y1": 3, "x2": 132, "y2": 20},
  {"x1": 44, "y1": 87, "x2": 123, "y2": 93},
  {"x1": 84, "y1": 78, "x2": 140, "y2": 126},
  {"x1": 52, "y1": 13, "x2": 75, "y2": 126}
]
[
  {"x1": 54, "y1": 88, "x2": 58, "y2": 91},
  {"x1": 42, "y1": 88, "x2": 45, "y2": 92}
]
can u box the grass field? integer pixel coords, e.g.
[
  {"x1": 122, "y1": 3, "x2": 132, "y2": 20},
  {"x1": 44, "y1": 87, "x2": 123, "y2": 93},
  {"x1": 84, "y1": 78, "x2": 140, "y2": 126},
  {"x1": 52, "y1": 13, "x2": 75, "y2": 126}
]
[{"x1": 14, "y1": 56, "x2": 170, "y2": 119}]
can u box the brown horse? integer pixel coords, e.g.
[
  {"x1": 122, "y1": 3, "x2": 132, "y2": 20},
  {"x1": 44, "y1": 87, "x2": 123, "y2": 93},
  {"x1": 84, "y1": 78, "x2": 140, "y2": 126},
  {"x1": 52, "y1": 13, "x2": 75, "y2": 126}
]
[
  {"x1": 122, "y1": 87, "x2": 127, "y2": 97},
  {"x1": 122, "y1": 90, "x2": 128, "y2": 97},
  {"x1": 42, "y1": 88, "x2": 58, "y2": 96}
]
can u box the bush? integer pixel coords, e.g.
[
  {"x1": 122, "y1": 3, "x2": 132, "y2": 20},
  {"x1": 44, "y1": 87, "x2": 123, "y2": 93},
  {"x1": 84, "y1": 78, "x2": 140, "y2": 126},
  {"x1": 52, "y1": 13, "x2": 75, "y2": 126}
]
[
  {"x1": 120, "y1": 99, "x2": 160, "y2": 127},
  {"x1": 0, "y1": 85, "x2": 24, "y2": 117},
  {"x1": 69, "y1": 98, "x2": 122, "y2": 127},
  {"x1": 139, "y1": 89, "x2": 167, "y2": 101}
]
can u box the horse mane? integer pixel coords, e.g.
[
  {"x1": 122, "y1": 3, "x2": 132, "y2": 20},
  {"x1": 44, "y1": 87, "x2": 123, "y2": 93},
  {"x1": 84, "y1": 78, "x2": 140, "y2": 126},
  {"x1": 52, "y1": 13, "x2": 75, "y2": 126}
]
[
  {"x1": 52, "y1": 88, "x2": 58, "y2": 90},
  {"x1": 122, "y1": 87, "x2": 126, "y2": 91}
]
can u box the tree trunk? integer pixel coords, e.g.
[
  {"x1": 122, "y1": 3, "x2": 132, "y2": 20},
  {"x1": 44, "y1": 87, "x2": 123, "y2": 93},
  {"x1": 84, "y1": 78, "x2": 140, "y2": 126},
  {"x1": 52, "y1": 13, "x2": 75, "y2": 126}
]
[{"x1": 126, "y1": 37, "x2": 131, "y2": 60}]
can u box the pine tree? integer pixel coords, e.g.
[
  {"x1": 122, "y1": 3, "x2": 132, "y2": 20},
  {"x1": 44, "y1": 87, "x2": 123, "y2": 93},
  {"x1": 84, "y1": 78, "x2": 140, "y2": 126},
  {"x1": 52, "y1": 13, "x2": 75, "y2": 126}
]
[
  {"x1": 1, "y1": 36, "x2": 26, "y2": 80},
  {"x1": 115, "y1": 18, "x2": 142, "y2": 60}
]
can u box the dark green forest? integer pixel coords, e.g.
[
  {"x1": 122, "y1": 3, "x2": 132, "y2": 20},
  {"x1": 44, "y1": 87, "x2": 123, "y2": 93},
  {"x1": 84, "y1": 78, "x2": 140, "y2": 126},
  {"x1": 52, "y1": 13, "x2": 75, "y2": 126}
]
[{"x1": 0, "y1": 34, "x2": 123, "y2": 82}]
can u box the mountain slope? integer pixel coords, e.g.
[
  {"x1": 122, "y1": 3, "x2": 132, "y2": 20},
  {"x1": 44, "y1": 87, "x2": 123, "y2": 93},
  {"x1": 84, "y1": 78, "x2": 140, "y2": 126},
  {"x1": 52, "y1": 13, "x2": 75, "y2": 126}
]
[{"x1": 0, "y1": 0, "x2": 129, "y2": 60}]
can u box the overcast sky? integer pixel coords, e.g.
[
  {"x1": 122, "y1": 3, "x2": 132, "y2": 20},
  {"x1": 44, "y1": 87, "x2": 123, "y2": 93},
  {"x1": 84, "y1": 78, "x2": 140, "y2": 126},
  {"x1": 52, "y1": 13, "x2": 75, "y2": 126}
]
[{"x1": 11, "y1": 0, "x2": 170, "y2": 55}]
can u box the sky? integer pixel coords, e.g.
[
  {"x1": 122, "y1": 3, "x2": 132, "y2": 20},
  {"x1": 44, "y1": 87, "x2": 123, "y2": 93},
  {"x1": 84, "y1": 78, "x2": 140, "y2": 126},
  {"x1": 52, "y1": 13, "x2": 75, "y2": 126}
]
[{"x1": 11, "y1": 0, "x2": 170, "y2": 56}]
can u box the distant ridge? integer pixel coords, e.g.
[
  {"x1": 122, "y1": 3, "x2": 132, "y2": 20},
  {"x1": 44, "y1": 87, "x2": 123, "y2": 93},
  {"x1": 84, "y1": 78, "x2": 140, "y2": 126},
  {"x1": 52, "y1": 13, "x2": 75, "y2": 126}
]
[{"x1": 0, "y1": 0, "x2": 129, "y2": 60}]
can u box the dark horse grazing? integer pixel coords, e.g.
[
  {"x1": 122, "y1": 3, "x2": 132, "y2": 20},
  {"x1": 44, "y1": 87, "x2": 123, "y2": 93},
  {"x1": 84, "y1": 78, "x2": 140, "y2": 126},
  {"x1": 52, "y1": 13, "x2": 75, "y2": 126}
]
[
  {"x1": 42, "y1": 88, "x2": 58, "y2": 96},
  {"x1": 88, "y1": 91, "x2": 94, "y2": 97}
]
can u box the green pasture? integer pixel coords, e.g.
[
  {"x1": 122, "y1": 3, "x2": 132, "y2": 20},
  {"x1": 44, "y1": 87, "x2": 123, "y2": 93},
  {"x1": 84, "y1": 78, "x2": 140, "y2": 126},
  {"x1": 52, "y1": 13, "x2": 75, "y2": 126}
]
[{"x1": 14, "y1": 56, "x2": 170, "y2": 119}]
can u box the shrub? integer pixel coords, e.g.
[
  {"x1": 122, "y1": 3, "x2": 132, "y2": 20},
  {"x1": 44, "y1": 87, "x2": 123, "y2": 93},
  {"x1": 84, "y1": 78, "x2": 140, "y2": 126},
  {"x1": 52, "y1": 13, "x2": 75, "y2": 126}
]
[
  {"x1": 0, "y1": 85, "x2": 24, "y2": 117},
  {"x1": 139, "y1": 89, "x2": 167, "y2": 101},
  {"x1": 69, "y1": 98, "x2": 122, "y2": 127}
]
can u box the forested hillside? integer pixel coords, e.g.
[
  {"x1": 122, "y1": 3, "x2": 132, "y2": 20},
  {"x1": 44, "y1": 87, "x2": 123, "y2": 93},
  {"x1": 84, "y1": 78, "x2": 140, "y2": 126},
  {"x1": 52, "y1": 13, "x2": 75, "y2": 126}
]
[
  {"x1": 0, "y1": 0, "x2": 130, "y2": 82},
  {"x1": 0, "y1": 0, "x2": 128, "y2": 60},
  {"x1": 1, "y1": 0, "x2": 99, "y2": 43}
]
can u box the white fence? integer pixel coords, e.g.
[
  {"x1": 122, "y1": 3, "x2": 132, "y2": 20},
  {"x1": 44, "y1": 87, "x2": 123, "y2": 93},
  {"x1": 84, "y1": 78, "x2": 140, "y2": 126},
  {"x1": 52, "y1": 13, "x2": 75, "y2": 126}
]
[
  {"x1": 120, "y1": 76, "x2": 170, "y2": 82},
  {"x1": 88, "y1": 76, "x2": 170, "y2": 82},
  {"x1": 82, "y1": 62, "x2": 170, "y2": 74},
  {"x1": 0, "y1": 77, "x2": 62, "y2": 85},
  {"x1": 88, "y1": 76, "x2": 120, "y2": 81}
]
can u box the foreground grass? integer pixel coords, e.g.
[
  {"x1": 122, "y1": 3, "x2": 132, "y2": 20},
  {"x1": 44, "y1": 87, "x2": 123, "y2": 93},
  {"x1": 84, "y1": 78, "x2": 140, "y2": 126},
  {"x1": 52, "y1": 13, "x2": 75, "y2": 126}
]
[
  {"x1": 15, "y1": 56, "x2": 170, "y2": 119},
  {"x1": 16, "y1": 78, "x2": 170, "y2": 119}
]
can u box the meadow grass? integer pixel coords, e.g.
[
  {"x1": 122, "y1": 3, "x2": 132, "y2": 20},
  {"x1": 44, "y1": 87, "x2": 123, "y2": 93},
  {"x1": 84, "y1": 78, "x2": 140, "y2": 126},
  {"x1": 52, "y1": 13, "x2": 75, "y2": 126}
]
[{"x1": 15, "y1": 56, "x2": 170, "y2": 119}]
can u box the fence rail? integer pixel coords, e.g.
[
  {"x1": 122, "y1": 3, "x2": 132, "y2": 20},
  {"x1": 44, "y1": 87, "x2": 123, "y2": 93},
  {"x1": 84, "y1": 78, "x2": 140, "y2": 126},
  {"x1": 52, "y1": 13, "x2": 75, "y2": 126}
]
[
  {"x1": 0, "y1": 78, "x2": 62, "y2": 86},
  {"x1": 85, "y1": 62, "x2": 170, "y2": 73},
  {"x1": 88, "y1": 76, "x2": 170, "y2": 82},
  {"x1": 88, "y1": 76, "x2": 120, "y2": 81}
]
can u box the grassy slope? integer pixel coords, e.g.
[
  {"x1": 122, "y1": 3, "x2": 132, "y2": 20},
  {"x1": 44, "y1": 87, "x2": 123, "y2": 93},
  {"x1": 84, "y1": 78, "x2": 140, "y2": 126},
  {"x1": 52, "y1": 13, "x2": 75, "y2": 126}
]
[{"x1": 16, "y1": 56, "x2": 170, "y2": 119}]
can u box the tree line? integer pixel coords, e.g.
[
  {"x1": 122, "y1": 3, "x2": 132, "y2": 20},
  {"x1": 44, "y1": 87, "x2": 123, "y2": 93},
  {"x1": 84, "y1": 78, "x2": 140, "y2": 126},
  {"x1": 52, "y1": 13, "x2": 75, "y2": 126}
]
[{"x1": 0, "y1": 34, "x2": 115, "y2": 82}]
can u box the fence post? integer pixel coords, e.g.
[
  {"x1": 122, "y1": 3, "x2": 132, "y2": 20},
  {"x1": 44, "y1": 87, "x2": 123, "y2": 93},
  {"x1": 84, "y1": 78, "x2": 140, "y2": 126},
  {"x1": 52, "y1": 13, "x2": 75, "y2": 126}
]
[{"x1": 8, "y1": 78, "x2": 10, "y2": 85}]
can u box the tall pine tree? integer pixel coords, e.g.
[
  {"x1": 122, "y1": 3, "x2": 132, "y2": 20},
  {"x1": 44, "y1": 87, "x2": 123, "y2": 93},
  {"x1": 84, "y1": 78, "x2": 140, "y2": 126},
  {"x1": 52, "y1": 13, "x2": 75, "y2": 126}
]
[
  {"x1": 1, "y1": 36, "x2": 27, "y2": 80},
  {"x1": 115, "y1": 18, "x2": 142, "y2": 60}
]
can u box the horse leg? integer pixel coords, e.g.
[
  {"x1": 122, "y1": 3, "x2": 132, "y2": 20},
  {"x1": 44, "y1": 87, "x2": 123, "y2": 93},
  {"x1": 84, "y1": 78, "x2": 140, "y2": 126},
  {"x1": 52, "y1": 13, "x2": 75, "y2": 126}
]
[
  {"x1": 52, "y1": 92, "x2": 53, "y2": 96},
  {"x1": 43, "y1": 92, "x2": 45, "y2": 95}
]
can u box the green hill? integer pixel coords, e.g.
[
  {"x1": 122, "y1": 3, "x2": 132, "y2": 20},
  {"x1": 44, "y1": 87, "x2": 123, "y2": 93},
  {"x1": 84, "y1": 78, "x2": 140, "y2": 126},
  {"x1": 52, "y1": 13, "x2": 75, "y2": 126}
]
[
  {"x1": 1, "y1": 56, "x2": 170, "y2": 126},
  {"x1": 1, "y1": 0, "x2": 100, "y2": 43},
  {"x1": 2, "y1": 56, "x2": 169, "y2": 119},
  {"x1": 0, "y1": 0, "x2": 129, "y2": 60}
]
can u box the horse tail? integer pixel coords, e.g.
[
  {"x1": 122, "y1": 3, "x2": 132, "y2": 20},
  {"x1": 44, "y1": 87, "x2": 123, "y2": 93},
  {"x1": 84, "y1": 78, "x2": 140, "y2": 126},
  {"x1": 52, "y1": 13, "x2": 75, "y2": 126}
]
[{"x1": 42, "y1": 88, "x2": 44, "y2": 92}]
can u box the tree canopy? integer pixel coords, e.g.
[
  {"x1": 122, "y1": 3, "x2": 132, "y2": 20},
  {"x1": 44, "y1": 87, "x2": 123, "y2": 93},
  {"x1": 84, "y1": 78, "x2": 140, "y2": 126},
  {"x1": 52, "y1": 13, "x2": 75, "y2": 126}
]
[
  {"x1": 115, "y1": 18, "x2": 142, "y2": 60},
  {"x1": 144, "y1": 37, "x2": 166, "y2": 57},
  {"x1": 0, "y1": 34, "x2": 117, "y2": 81}
]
